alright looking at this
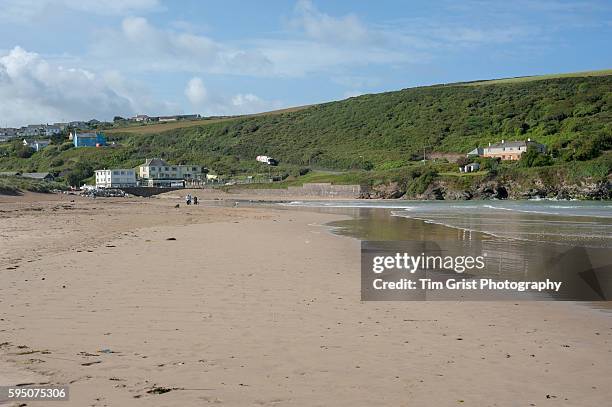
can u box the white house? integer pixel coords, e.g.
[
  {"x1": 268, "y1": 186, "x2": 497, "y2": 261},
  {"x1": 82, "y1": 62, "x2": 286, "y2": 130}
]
[
  {"x1": 139, "y1": 158, "x2": 203, "y2": 187},
  {"x1": 459, "y1": 162, "x2": 481, "y2": 173},
  {"x1": 467, "y1": 139, "x2": 546, "y2": 161},
  {"x1": 44, "y1": 125, "x2": 62, "y2": 136},
  {"x1": 133, "y1": 114, "x2": 151, "y2": 122},
  {"x1": 95, "y1": 169, "x2": 137, "y2": 188},
  {"x1": 22, "y1": 139, "x2": 51, "y2": 151}
]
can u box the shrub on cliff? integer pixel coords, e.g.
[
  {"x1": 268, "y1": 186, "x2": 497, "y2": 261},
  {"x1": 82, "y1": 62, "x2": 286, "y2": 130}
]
[{"x1": 519, "y1": 147, "x2": 553, "y2": 168}]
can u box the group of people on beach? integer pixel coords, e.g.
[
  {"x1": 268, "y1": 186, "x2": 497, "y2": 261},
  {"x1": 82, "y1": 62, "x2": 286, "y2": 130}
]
[{"x1": 185, "y1": 194, "x2": 198, "y2": 205}]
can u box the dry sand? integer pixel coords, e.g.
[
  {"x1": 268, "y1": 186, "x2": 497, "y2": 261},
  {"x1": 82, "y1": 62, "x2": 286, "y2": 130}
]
[{"x1": 1, "y1": 192, "x2": 611, "y2": 406}]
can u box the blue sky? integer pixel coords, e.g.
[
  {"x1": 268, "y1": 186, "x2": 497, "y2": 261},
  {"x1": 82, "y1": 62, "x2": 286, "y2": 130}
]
[{"x1": 0, "y1": 0, "x2": 610, "y2": 127}]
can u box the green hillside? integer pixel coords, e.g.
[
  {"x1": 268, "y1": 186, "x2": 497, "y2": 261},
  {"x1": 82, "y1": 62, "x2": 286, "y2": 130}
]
[
  {"x1": 173, "y1": 73, "x2": 610, "y2": 170},
  {"x1": 1, "y1": 71, "x2": 611, "y2": 198}
]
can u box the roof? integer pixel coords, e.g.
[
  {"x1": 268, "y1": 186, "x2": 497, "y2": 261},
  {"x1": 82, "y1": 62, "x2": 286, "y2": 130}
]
[
  {"x1": 487, "y1": 141, "x2": 527, "y2": 149},
  {"x1": 142, "y1": 158, "x2": 170, "y2": 167},
  {"x1": 74, "y1": 132, "x2": 103, "y2": 138},
  {"x1": 23, "y1": 139, "x2": 51, "y2": 145},
  {"x1": 486, "y1": 140, "x2": 545, "y2": 149},
  {"x1": 20, "y1": 172, "x2": 53, "y2": 179}
]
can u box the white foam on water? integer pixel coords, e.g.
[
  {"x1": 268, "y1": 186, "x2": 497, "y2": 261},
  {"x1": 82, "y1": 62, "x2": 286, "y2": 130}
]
[{"x1": 279, "y1": 201, "x2": 418, "y2": 209}]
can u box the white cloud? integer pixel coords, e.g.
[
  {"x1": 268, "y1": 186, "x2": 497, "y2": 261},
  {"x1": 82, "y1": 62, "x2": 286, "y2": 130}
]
[
  {"x1": 91, "y1": 17, "x2": 273, "y2": 75},
  {"x1": 290, "y1": 0, "x2": 371, "y2": 44},
  {"x1": 230, "y1": 93, "x2": 271, "y2": 112},
  {"x1": 184, "y1": 77, "x2": 207, "y2": 105},
  {"x1": 184, "y1": 77, "x2": 283, "y2": 116},
  {"x1": 89, "y1": 6, "x2": 417, "y2": 78},
  {"x1": 0, "y1": 46, "x2": 172, "y2": 126}
]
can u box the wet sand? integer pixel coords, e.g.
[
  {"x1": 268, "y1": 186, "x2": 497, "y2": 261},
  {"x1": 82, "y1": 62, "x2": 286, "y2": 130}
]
[{"x1": 1, "y1": 192, "x2": 612, "y2": 406}]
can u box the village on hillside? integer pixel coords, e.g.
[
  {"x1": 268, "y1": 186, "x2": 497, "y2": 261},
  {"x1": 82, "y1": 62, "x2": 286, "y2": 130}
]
[
  {"x1": 1, "y1": 109, "x2": 550, "y2": 194},
  {"x1": 2, "y1": 125, "x2": 548, "y2": 196},
  {"x1": 0, "y1": 114, "x2": 203, "y2": 143}
]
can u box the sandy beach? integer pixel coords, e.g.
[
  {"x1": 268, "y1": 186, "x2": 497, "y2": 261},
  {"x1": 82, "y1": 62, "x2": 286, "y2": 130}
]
[{"x1": 1, "y1": 192, "x2": 611, "y2": 406}]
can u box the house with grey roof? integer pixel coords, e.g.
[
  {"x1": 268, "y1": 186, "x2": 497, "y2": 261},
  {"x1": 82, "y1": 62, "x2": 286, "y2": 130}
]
[
  {"x1": 44, "y1": 125, "x2": 62, "y2": 136},
  {"x1": 139, "y1": 158, "x2": 203, "y2": 187},
  {"x1": 468, "y1": 139, "x2": 546, "y2": 161},
  {"x1": 20, "y1": 172, "x2": 54, "y2": 181},
  {"x1": 22, "y1": 138, "x2": 51, "y2": 152}
]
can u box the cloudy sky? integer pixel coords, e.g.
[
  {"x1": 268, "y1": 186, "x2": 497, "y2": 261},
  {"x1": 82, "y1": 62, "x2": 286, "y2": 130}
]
[{"x1": 0, "y1": 0, "x2": 610, "y2": 127}]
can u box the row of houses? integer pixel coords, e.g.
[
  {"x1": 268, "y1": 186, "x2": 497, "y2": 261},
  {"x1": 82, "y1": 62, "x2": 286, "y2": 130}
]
[
  {"x1": 0, "y1": 124, "x2": 61, "y2": 139},
  {"x1": 129, "y1": 114, "x2": 201, "y2": 123},
  {"x1": 95, "y1": 158, "x2": 210, "y2": 188},
  {"x1": 18, "y1": 131, "x2": 108, "y2": 152},
  {"x1": 0, "y1": 121, "x2": 100, "y2": 141}
]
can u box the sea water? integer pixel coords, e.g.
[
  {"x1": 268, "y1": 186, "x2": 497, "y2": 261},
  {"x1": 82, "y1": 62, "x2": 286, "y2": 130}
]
[{"x1": 280, "y1": 200, "x2": 612, "y2": 247}]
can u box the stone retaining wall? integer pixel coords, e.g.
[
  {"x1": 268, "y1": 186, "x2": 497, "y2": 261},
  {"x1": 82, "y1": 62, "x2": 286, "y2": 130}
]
[{"x1": 235, "y1": 183, "x2": 362, "y2": 199}]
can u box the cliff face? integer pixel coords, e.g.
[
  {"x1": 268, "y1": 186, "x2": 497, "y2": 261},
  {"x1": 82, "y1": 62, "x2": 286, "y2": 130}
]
[{"x1": 361, "y1": 178, "x2": 611, "y2": 200}]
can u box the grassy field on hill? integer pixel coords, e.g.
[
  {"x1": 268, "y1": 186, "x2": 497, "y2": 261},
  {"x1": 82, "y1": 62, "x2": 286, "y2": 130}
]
[
  {"x1": 461, "y1": 69, "x2": 612, "y2": 86},
  {"x1": 106, "y1": 106, "x2": 311, "y2": 135}
]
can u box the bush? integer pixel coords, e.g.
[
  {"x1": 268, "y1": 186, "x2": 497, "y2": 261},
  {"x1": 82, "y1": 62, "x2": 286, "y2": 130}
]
[
  {"x1": 406, "y1": 168, "x2": 438, "y2": 195},
  {"x1": 65, "y1": 162, "x2": 93, "y2": 187},
  {"x1": 518, "y1": 147, "x2": 553, "y2": 167},
  {"x1": 456, "y1": 156, "x2": 471, "y2": 167},
  {"x1": 14, "y1": 145, "x2": 34, "y2": 158},
  {"x1": 474, "y1": 156, "x2": 500, "y2": 171}
]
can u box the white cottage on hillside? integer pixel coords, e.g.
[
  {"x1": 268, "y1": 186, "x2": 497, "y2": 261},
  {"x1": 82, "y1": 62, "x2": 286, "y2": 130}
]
[{"x1": 22, "y1": 139, "x2": 51, "y2": 152}]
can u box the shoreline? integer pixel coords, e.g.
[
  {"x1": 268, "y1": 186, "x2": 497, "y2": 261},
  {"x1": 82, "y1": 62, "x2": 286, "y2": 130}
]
[{"x1": 1, "y1": 193, "x2": 612, "y2": 406}]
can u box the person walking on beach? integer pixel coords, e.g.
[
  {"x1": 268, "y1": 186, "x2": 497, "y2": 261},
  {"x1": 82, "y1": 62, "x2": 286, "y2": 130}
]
[
  {"x1": 186, "y1": 194, "x2": 192, "y2": 205},
  {"x1": 193, "y1": 196, "x2": 198, "y2": 205}
]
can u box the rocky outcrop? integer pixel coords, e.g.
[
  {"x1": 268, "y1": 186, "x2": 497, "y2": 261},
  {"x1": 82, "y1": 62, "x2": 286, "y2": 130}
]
[
  {"x1": 474, "y1": 182, "x2": 508, "y2": 199},
  {"x1": 360, "y1": 182, "x2": 405, "y2": 199},
  {"x1": 509, "y1": 180, "x2": 611, "y2": 200},
  {"x1": 399, "y1": 178, "x2": 610, "y2": 201}
]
